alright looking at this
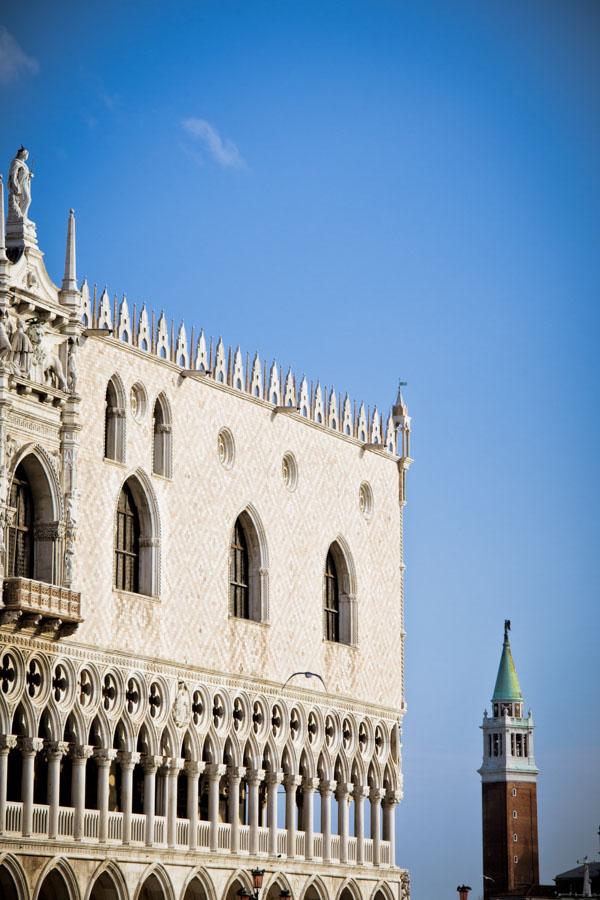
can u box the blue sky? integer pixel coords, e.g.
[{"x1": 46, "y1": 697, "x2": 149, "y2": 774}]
[{"x1": 1, "y1": 1, "x2": 599, "y2": 896}]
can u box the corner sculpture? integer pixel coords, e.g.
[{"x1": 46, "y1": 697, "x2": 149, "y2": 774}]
[{"x1": 7, "y1": 145, "x2": 34, "y2": 223}]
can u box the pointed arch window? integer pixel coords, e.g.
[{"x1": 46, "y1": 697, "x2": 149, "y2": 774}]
[
  {"x1": 115, "y1": 483, "x2": 140, "y2": 593},
  {"x1": 152, "y1": 394, "x2": 172, "y2": 477},
  {"x1": 230, "y1": 519, "x2": 249, "y2": 618},
  {"x1": 324, "y1": 550, "x2": 339, "y2": 642},
  {"x1": 323, "y1": 541, "x2": 356, "y2": 645},
  {"x1": 6, "y1": 454, "x2": 61, "y2": 585},
  {"x1": 7, "y1": 463, "x2": 33, "y2": 578},
  {"x1": 229, "y1": 510, "x2": 268, "y2": 622},
  {"x1": 104, "y1": 376, "x2": 125, "y2": 462}
]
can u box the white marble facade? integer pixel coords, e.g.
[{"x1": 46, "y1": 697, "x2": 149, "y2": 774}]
[{"x1": 0, "y1": 152, "x2": 412, "y2": 900}]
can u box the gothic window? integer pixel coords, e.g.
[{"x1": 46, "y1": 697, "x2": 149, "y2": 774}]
[
  {"x1": 152, "y1": 394, "x2": 172, "y2": 477},
  {"x1": 104, "y1": 376, "x2": 125, "y2": 462},
  {"x1": 115, "y1": 483, "x2": 140, "y2": 593},
  {"x1": 228, "y1": 509, "x2": 268, "y2": 622},
  {"x1": 324, "y1": 550, "x2": 339, "y2": 642},
  {"x1": 7, "y1": 463, "x2": 33, "y2": 578},
  {"x1": 6, "y1": 454, "x2": 60, "y2": 585},
  {"x1": 323, "y1": 540, "x2": 356, "y2": 645},
  {"x1": 230, "y1": 519, "x2": 249, "y2": 618}
]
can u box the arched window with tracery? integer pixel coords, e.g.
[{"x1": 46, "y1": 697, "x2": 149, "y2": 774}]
[
  {"x1": 230, "y1": 518, "x2": 249, "y2": 618},
  {"x1": 152, "y1": 394, "x2": 172, "y2": 477},
  {"x1": 323, "y1": 540, "x2": 356, "y2": 645},
  {"x1": 114, "y1": 475, "x2": 160, "y2": 597},
  {"x1": 104, "y1": 376, "x2": 125, "y2": 462},
  {"x1": 115, "y1": 482, "x2": 140, "y2": 593},
  {"x1": 7, "y1": 463, "x2": 33, "y2": 578},
  {"x1": 229, "y1": 509, "x2": 268, "y2": 622},
  {"x1": 324, "y1": 549, "x2": 339, "y2": 642},
  {"x1": 6, "y1": 453, "x2": 61, "y2": 585}
]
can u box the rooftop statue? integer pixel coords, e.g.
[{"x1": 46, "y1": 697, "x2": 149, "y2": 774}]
[{"x1": 8, "y1": 146, "x2": 34, "y2": 223}]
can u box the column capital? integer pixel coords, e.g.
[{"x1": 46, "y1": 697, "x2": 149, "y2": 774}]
[
  {"x1": 352, "y1": 784, "x2": 370, "y2": 801},
  {"x1": 319, "y1": 778, "x2": 337, "y2": 796},
  {"x1": 265, "y1": 770, "x2": 283, "y2": 786},
  {"x1": 184, "y1": 759, "x2": 205, "y2": 777},
  {"x1": 303, "y1": 776, "x2": 320, "y2": 791},
  {"x1": 0, "y1": 734, "x2": 17, "y2": 753},
  {"x1": 369, "y1": 786, "x2": 384, "y2": 803},
  {"x1": 45, "y1": 740, "x2": 70, "y2": 760},
  {"x1": 70, "y1": 743, "x2": 94, "y2": 761},
  {"x1": 283, "y1": 774, "x2": 302, "y2": 789},
  {"x1": 335, "y1": 781, "x2": 353, "y2": 799},
  {"x1": 227, "y1": 765, "x2": 246, "y2": 781},
  {"x1": 246, "y1": 767, "x2": 265, "y2": 786},
  {"x1": 142, "y1": 754, "x2": 163, "y2": 774},
  {"x1": 94, "y1": 748, "x2": 118, "y2": 765},
  {"x1": 205, "y1": 762, "x2": 227, "y2": 779},
  {"x1": 385, "y1": 789, "x2": 403, "y2": 806},
  {"x1": 166, "y1": 756, "x2": 185, "y2": 772},
  {"x1": 19, "y1": 736, "x2": 43, "y2": 755},
  {"x1": 118, "y1": 750, "x2": 141, "y2": 768}
]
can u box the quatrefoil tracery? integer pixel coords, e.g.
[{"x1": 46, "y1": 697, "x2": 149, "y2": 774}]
[
  {"x1": 27, "y1": 660, "x2": 43, "y2": 699},
  {"x1": 1, "y1": 653, "x2": 16, "y2": 695}
]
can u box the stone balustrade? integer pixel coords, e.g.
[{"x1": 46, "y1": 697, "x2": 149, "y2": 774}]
[
  {"x1": 1, "y1": 577, "x2": 82, "y2": 634},
  {"x1": 0, "y1": 800, "x2": 391, "y2": 865}
]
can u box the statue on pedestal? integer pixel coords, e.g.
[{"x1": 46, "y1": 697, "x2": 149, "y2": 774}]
[
  {"x1": 8, "y1": 147, "x2": 33, "y2": 223},
  {"x1": 6, "y1": 147, "x2": 37, "y2": 247}
]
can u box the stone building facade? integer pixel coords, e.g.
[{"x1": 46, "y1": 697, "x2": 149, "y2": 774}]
[{"x1": 0, "y1": 150, "x2": 412, "y2": 900}]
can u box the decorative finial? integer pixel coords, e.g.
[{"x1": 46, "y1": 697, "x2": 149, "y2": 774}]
[{"x1": 504, "y1": 619, "x2": 511, "y2": 640}]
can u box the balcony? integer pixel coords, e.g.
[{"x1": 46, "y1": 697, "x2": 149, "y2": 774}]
[{"x1": 1, "y1": 577, "x2": 82, "y2": 636}]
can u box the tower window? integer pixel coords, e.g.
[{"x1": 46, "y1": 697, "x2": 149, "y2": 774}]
[
  {"x1": 514, "y1": 856, "x2": 519, "y2": 864},
  {"x1": 512, "y1": 787, "x2": 517, "y2": 797},
  {"x1": 492, "y1": 733, "x2": 502, "y2": 757},
  {"x1": 512, "y1": 810, "x2": 518, "y2": 819},
  {"x1": 513, "y1": 833, "x2": 518, "y2": 842}
]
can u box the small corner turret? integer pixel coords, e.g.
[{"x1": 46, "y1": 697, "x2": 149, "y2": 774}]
[{"x1": 393, "y1": 379, "x2": 412, "y2": 503}]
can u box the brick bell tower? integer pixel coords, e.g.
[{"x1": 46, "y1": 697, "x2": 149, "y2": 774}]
[{"x1": 478, "y1": 621, "x2": 540, "y2": 898}]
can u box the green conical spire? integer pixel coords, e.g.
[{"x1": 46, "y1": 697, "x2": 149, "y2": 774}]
[{"x1": 492, "y1": 620, "x2": 523, "y2": 701}]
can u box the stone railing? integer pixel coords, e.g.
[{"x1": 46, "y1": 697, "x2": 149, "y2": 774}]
[
  {"x1": 1, "y1": 801, "x2": 391, "y2": 866},
  {"x1": 1, "y1": 577, "x2": 82, "y2": 635}
]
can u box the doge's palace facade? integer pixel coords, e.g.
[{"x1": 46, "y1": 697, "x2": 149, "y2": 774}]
[{"x1": 0, "y1": 150, "x2": 412, "y2": 900}]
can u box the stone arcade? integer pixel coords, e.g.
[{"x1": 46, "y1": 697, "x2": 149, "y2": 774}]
[{"x1": 0, "y1": 149, "x2": 413, "y2": 900}]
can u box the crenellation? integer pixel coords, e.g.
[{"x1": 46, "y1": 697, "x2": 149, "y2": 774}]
[{"x1": 81, "y1": 282, "x2": 407, "y2": 456}]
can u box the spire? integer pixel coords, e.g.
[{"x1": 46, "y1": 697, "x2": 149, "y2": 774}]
[
  {"x1": 392, "y1": 378, "x2": 408, "y2": 425},
  {"x1": 492, "y1": 619, "x2": 523, "y2": 702},
  {"x1": 62, "y1": 208, "x2": 77, "y2": 293}
]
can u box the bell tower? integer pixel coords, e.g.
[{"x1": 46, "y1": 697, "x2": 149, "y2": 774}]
[{"x1": 478, "y1": 622, "x2": 540, "y2": 898}]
